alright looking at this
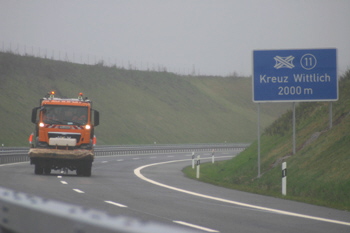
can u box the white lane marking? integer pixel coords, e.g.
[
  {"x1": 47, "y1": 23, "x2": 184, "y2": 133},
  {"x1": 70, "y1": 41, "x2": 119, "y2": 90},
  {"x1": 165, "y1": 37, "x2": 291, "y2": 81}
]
[
  {"x1": 57, "y1": 176, "x2": 62, "y2": 178},
  {"x1": 134, "y1": 157, "x2": 350, "y2": 227},
  {"x1": 150, "y1": 156, "x2": 157, "y2": 159},
  {"x1": 173, "y1": 221, "x2": 219, "y2": 232},
  {"x1": 117, "y1": 159, "x2": 124, "y2": 162},
  {"x1": 73, "y1": 189, "x2": 85, "y2": 194},
  {"x1": 101, "y1": 161, "x2": 108, "y2": 163},
  {"x1": 132, "y1": 158, "x2": 140, "y2": 160},
  {"x1": 104, "y1": 200, "x2": 128, "y2": 208},
  {"x1": 60, "y1": 181, "x2": 68, "y2": 185}
]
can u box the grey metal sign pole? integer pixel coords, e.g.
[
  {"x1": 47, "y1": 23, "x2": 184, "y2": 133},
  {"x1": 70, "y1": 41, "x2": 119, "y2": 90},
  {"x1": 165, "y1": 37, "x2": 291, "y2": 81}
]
[
  {"x1": 293, "y1": 102, "x2": 296, "y2": 155},
  {"x1": 257, "y1": 103, "x2": 261, "y2": 178},
  {"x1": 329, "y1": 102, "x2": 333, "y2": 129}
]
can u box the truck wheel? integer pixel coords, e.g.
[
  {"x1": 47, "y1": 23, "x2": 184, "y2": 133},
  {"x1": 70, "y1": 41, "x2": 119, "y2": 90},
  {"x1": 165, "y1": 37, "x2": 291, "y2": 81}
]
[
  {"x1": 77, "y1": 162, "x2": 92, "y2": 177},
  {"x1": 34, "y1": 165, "x2": 43, "y2": 175},
  {"x1": 84, "y1": 164, "x2": 92, "y2": 177},
  {"x1": 44, "y1": 167, "x2": 51, "y2": 175},
  {"x1": 76, "y1": 168, "x2": 82, "y2": 176}
]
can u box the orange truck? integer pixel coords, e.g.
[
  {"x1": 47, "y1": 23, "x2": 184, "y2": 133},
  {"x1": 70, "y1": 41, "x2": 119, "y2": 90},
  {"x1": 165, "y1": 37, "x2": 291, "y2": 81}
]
[{"x1": 29, "y1": 91, "x2": 99, "y2": 176}]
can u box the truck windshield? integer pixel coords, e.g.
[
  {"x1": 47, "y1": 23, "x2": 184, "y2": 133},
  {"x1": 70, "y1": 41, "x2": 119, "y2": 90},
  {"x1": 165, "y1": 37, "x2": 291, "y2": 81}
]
[{"x1": 42, "y1": 105, "x2": 88, "y2": 125}]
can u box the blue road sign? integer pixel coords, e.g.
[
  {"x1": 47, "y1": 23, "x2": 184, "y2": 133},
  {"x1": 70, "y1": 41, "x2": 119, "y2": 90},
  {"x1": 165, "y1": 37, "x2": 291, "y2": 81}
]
[{"x1": 253, "y1": 49, "x2": 337, "y2": 102}]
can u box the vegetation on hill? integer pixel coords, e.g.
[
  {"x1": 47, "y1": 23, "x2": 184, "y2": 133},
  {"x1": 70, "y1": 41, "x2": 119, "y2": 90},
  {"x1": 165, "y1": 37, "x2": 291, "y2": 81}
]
[
  {"x1": 0, "y1": 52, "x2": 289, "y2": 146},
  {"x1": 184, "y1": 70, "x2": 350, "y2": 210}
]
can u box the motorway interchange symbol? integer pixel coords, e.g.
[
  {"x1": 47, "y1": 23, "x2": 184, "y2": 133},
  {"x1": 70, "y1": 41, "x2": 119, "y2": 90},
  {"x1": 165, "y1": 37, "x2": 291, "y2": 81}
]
[{"x1": 274, "y1": 55, "x2": 295, "y2": 69}]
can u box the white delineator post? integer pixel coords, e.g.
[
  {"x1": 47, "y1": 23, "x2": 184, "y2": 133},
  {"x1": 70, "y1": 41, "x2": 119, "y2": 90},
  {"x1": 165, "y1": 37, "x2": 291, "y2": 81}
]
[
  {"x1": 211, "y1": 149, "x2": 215, "y2": 163},
  {"x1": 282, "y1": 162, "x2": 287, "y2": 196},
  {"x1": 196, "y1": 155, "x2": 200, "y2": 179}
]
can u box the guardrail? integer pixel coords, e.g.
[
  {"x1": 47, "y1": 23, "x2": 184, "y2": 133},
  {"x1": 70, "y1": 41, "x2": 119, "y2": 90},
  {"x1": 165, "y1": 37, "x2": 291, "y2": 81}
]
[
  {"x1": 0, "y1": 148, "x2": 30, "y2": 164},
  {"x1": 0, "y1": 143, "x2": 249, "y2": 164},
  {"x1": 94, "y1": 143, "x2": 249, "y2": 156}
]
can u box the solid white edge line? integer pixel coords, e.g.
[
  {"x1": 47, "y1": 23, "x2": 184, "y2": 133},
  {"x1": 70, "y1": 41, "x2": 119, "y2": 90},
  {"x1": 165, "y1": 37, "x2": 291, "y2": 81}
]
[
  {"x1": 104, "y1": 200, "x2": 128, "y2": 208},
  {"x1": 173, "y1": 220, "x2": 219, "y2": 232},
  {"x1": 134, "y1": 157, "x2": 350, "y2": 227}
]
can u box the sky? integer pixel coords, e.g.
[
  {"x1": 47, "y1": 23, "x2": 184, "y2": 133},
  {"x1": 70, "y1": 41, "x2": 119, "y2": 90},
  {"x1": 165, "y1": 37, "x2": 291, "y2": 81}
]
[{"x1": 1, "y1": 0, "x2": 350, "y2": 76}]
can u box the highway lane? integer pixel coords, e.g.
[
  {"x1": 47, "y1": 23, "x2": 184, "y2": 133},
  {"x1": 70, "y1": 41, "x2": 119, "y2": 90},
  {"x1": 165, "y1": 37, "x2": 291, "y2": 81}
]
[{"x1": 1, "y1": 151, "x2": 350, "y2": 233}]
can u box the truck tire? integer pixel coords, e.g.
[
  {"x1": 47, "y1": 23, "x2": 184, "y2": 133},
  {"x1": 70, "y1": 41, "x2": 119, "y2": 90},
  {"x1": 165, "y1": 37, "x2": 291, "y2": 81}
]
[
  {"x1": 44, "y1": 166, "x2": 51, "y2": 175},
  {"x1": 76, "y1": 167, "x2": 83, "y2": 176},
  {"x1": 84, "y1": 165, "x2": 92, "y2": 177},
  {"x1": 76, "y1": 161, "x2": 92, "y2": 177},
  {"x1": 34, "y1": 165, "x2": 43, "y2": 175}
]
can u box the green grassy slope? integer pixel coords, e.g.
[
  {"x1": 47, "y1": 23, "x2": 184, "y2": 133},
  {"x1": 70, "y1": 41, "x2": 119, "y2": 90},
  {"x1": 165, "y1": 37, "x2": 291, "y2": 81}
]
[
  {"x1": 0, "y1": 52, "x2": 289, "y2": 146},
  {"x1": 184, "y1": 70, "x2": 350, "y2": 210}
]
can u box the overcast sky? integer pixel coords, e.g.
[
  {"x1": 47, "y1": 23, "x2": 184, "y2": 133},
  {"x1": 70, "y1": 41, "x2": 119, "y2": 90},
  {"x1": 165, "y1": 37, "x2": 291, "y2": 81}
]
[{"x1": 1, "y1": 0, "x2": 350, "y2": 76}]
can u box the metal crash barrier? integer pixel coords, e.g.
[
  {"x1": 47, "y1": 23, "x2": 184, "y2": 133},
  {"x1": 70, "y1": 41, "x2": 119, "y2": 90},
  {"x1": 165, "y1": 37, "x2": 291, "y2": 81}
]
[
  {"x1": 93, "y1": 143, "x2": 248, "y2": 156},
  {"x1": 0, "y1": 144, "x2": 248, "y2": 164}
]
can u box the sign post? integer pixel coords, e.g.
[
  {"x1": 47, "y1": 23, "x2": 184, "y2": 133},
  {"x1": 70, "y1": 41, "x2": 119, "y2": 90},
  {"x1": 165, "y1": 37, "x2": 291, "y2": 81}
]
[
  {"x1": 257, "y1": 103, "x2": 261, "y2": 178},
  {"x1": 253, "y1": 48, "x2": 337, "y2": 177}
]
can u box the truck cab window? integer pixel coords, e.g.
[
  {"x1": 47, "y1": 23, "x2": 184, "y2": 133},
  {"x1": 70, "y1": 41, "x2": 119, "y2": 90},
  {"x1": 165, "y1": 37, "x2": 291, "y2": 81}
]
[{"x1": 43, "y1": 106, "x2": 88, "y2": 125}]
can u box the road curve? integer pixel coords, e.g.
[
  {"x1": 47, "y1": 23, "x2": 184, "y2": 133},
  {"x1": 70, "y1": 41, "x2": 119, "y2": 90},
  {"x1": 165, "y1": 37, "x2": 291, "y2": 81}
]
[{"x1": 1, "y1": 151, "x2": 349, "y2": 233}]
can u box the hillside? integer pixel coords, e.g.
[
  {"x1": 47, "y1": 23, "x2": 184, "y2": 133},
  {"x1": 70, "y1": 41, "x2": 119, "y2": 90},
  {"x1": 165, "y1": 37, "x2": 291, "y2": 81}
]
[
  {"x1": 184, "y1": 69, "x2": 350, "y2": 210},
  {"x1": 0, "y1": 52, "x2": 289, "y2": 146}
]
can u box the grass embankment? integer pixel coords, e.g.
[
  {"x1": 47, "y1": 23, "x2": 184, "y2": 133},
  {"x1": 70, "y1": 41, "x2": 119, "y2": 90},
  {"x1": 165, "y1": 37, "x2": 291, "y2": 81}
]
[
  {"x1": 184, "y1": 70, "x2": 350, "y2": 211},
  {"x1": 0, "y1": 52, "x2": 289, "y2": 146}
]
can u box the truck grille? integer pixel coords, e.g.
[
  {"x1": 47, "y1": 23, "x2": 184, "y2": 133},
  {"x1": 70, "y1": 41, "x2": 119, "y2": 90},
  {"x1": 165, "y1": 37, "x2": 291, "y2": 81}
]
[{"x1": 48, "y1": 132, "x2": 81, "y2": 143}]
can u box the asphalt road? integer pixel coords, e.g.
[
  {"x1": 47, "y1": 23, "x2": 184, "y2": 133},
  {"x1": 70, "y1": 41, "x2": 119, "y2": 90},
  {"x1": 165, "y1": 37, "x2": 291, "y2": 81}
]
[{"x1": 1, "y1": 151, "x2": 349, "y2": 233}]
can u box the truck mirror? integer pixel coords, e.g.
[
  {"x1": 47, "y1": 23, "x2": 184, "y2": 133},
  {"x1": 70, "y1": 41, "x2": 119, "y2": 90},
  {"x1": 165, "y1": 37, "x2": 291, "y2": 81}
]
[
  {"x1": 94, "y1": 110, "x2": 99, "y2": 126},
  {"x1": 31, "y1": 107, "x2": 38, "y2": 123}
]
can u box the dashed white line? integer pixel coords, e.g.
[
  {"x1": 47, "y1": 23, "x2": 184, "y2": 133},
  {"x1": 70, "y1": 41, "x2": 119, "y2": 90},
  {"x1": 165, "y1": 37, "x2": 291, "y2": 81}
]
[
  {"x1": 117, "y1": 159, "x2": 124, "y2": 162},
  {"x1": 101, "y1": 161, "x2": 108, "y2": 163},
  {"x1": 57, "y1": 176, "x2": 62, "y2": 178},
  {"x1": 104, "y1": 200, "x2": 128, "y2": 208},
  {"x1": 132, "y1": 158, "x2": 140, "y2": 160},
  {"x1": 173, "y1": 221, "x2": 219, "y2": 232},
  {"x1": 73, "y1": 189, "x2": 85, "y2": 194},
  {"x1": 60, "y1": 181, "x2": 68, "y2": 185}
]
